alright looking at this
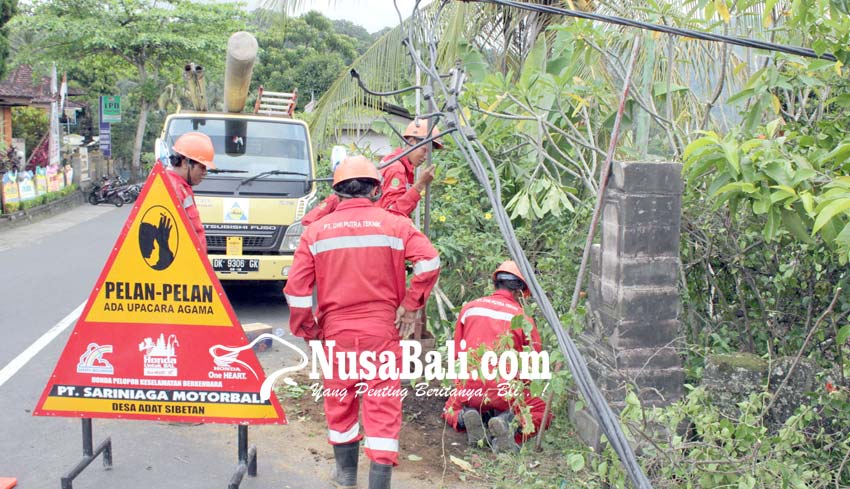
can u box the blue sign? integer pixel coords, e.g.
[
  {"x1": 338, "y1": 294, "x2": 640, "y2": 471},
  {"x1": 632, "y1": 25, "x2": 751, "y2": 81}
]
[{"x1": 99, "y1": 122, "x2": 111, "y2": 158}]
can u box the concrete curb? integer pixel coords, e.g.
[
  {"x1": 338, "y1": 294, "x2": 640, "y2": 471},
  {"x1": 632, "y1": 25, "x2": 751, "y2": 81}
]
[{"x1": 0, "y1": 191, "x2": 87, "y2": 231}]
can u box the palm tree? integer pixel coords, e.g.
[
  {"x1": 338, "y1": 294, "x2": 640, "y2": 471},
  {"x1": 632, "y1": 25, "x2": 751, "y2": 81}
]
[{"x1": 268, "y1": 1, "x2": 777, "y2": 153}]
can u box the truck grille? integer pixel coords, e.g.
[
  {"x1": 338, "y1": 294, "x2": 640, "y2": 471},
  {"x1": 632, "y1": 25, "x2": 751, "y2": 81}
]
[{"x1": 206, "y1": 235, "x2": 275, "y2": 248}]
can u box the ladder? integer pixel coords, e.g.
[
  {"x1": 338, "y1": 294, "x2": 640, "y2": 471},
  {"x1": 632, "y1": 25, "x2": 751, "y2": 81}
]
[{"x1": 253, "y1": 87, "x2": 297, "y2": 117}]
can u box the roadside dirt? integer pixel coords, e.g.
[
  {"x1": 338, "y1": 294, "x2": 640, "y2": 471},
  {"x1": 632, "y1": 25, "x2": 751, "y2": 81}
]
[{"x1": 269, "y1": 369, "x2": 492, "y2": 488}]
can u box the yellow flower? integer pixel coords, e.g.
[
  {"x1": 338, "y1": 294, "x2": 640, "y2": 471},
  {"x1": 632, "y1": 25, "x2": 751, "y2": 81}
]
[
  {"x1": 484, "y1": 212, "x2": 492, "y2": 220},
  {"x1": 438, "y1": 215, "x2": 446, "y2": 222}
]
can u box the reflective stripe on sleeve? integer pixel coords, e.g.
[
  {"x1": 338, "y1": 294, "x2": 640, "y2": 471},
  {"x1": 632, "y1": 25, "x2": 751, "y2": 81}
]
[
  {"x1": 460, "y1": 307, "x2": 517, "y2": 324},
  {"x1": 328, "y1": 422, "x2": 360, "y2": 444},
  {"x1": 284, "y1": 294, "x2": 313, "y2": 308},
  {"x1": 412, "y1": 256, "x2": 440, "y2": 275},
  {"x1": 309, "y1": 234, "x2": 404, "y2": 255},
  {"x1": 182, "y1": 195, "x2": 194, "y2": 209},
  {"x1": 364, "y1": 436, "x2": 399, "y2": 452}
]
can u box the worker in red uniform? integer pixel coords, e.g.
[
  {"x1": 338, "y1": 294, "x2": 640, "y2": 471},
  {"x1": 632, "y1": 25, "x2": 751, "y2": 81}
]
[
  {"x1": 442, "y1": 261, "x2": 551, "y2": 453},
  {"x1": 165, "y1": 131, "x2": 215, "y2": 254},
  {"x1": 283, "y1": 155, "x2": 440, "y2": 489},
  {"x1": 301, "y1": 119, "x2": 443, "y2": 226}
]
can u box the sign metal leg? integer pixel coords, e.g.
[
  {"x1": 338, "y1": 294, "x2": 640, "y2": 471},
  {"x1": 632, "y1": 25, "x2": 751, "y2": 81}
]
[
  {"x1": 60, "y1": 418, "x2": 113, "y2": 489},
  {"x1": 228, "y1": 425, "x2": 257, "y2": 489}
]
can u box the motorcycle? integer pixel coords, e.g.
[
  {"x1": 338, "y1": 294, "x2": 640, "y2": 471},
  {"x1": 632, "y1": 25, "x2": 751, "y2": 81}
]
[
  {"x1": 88, "y1": 177, "x2": 124, "y2": 207},
  {"x1": 121, "y1": 183, "x2": 142, "y2": 203}
]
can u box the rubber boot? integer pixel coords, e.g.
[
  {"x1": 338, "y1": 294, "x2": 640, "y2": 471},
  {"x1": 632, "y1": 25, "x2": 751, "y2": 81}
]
[
  {"x1": 487, "y1": 411, "x2": 520, "y2": 454},
  {"x1": 460, "y1": 407, "x2": 487, "y2": 448},
  {"x1": 368, "y1": 461, "x2": 392, "y2": 489},
  {"x1": 331, "y1": 441, "x2": 359, "y2": 488}
]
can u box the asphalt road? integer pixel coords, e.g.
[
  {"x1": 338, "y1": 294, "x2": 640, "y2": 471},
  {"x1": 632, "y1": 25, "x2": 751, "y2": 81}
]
[{"x1": 0, "y1": 203, "x2": 319, "y2": 488}]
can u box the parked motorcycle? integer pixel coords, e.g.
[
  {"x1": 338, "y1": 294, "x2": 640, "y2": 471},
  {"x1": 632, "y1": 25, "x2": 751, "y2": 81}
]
[
  {"x1": 88, "y1": 177, "x2": 124, "y2": 207},
  {"x1": 121, "y1": 183, "x2": 142, "y2": 203}
]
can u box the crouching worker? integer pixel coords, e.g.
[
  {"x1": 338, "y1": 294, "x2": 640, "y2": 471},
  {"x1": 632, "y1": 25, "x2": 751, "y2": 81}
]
[
  {"x1": 283, "y1": 156, "x2": 440, "y2": 488},
  {"x1": 442, "y1": 260, "x2": 552, "y2": 453}
]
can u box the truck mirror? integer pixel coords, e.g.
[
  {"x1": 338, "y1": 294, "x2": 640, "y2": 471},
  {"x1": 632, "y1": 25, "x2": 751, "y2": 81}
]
[
  {"x1": 225, "y1": 120, "x2": 248, "y2": 156},
  {"x1": 331, "y1": 145, "x2": 347, "y2": 172}
]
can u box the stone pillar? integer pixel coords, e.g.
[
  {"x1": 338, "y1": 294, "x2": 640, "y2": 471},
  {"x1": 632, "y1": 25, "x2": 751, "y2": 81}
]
[{"x1": 573, "y1": 161, "x2": 684, "y2": 446}]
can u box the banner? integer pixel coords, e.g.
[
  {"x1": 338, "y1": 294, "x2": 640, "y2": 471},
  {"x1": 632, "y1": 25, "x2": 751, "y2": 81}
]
[
  {"x1": 18, "y1": 171, "x2": 36, "y2": 201},
  {"x1": 99, "y1": 122, "x2": 111, "y2": 158},
  {"x1": 1, "y1": 171, "x2": 20, "y2": 211},
  {"x1": 46, "y1": 165, "x2": 61, "y2": 192},
  {"x1": 49, "y1": 64, "x2": 61, "y2": 166},
  {"x1": 34, "y1": 167, "x2": 48, "y2": 195}
]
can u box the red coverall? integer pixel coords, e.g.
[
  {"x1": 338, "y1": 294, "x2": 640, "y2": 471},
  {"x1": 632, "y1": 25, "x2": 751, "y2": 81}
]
[
  {"x1": 283, "y1": 198, "x2": 440, "y2": 465},
  {"x1": 166, "y1": 170, "x2": 207, "y2": 254},
  {"x1": 301, "y1": 148, "x2": 422, "y2": 226},
  {"x1": 442, "y1": 289, "x2": 551, "y2": 443}
]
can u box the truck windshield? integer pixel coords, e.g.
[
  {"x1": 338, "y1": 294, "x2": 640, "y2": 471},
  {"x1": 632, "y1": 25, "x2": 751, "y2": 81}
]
[{"x1": 164, "y1": 117, "x2": 311, "y2": 179}]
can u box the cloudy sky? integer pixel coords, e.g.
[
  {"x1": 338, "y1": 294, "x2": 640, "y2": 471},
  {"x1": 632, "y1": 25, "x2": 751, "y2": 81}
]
[{"x1": 246, "y1": 0, "x2": 426, "y2": 33}]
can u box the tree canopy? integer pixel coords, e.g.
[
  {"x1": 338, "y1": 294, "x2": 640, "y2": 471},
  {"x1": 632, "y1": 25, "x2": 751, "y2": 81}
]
[
  {"x1": 0, "y1": 0, "x2": 16, "y2": 80},
  {"x1": 249, "y1": 10, "x2": 372, "y2": 110},
  {"x1": 11, "y1": 0, "x2": 245, "y2": 174}
]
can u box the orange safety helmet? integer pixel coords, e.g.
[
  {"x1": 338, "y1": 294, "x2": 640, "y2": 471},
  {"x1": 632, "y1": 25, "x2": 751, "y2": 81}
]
[
  {"x1": 403, "y1": 120, "x2": 444, "y2": 149},
  {"x1": 493, "y1": 260, "x2": 531, "y2": 297},
  {"x1": 172, "y1": 132, "x2": 216, "y2": 170},
  {"x1": 332, "y1": 155, "x2": 380, "y2": 186}
]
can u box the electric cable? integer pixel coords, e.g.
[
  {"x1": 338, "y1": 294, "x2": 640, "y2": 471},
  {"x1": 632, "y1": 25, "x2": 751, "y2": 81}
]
[
  {"x1": 350, "y1": 69, "x2": 425, "y2": 96},
  {"x1": 393, "y1": 5, "x2": 652, "y2": 487},
  {"x1": 356, "y1": 1, "x2": 653, "y2": 485},
  {"x1": 376, "y1": 128, "x2": 457, "y2": 170},
  {"x1": 477, "y1": 0, "x2": 837, "y2": 61}
]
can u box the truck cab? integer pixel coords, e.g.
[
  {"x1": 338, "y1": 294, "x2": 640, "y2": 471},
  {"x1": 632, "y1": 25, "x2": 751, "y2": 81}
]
[{"x1": 158, "y1": 112, "x2": 315, "y2": 281}]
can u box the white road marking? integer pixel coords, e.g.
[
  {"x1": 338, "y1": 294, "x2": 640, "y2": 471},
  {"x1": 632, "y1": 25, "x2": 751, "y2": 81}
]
[{"x1": 0, "y1": 301, "x2": 85, "y2": 389}]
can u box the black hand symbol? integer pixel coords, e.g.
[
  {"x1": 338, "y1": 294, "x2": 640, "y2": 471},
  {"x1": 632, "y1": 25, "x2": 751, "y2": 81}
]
[{"x1": 153, "y1": 214, "x2": 175, "y2": 270}]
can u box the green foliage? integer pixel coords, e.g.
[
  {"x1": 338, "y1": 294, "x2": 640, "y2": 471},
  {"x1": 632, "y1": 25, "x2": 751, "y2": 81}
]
[
  {"x1": 249, "y1": 10, "x2": 366, "y2": 110},
  {"x1": 19, "y1": 197, "x2": 36, "y2": 209},
  {"x1": 680, "y1": 43, "x2": 850, "y2": 361},
  {"x1": 276, "y1": 382, "x2": 309, "y2": 400},
  {"x1": 11, "y1": 0, "x2": 244, "y2": 170},
  {"x1": 0, "y1": 145, "x2": 18, "y2": 172},
  {"x1": 11, "y1": 106, "x2": 46, "y2": 160},
  {"x1": 0, "y1": 0, "x2": 17, "y2": 80},
  {"x1": 330, "y1": 18, "x2": 374, "y2": 52}
]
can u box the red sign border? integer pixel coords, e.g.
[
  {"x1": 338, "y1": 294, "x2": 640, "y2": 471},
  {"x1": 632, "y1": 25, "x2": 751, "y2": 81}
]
[{"x1": 33, "y1": 162, "x2": 286, "y2": 425}]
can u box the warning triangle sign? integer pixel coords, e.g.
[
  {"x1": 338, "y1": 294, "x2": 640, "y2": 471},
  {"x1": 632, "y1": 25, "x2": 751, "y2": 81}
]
[{"x1": 34, "y1": 163, "x2": 286, "y2": 424}]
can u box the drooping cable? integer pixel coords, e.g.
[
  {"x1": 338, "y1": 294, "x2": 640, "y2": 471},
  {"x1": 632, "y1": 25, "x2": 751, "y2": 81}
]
[
  {"x1": 387, "y1": 4, "x2": 653, "y2": 487},
  {"x1": 477, "y1": 0, "x2": 837, "y2": 61}
]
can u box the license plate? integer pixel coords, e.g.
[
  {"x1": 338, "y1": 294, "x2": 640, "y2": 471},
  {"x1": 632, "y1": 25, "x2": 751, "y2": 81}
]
[{"x1": 212, "y1": 258, "x2": 259, "y2": 273}]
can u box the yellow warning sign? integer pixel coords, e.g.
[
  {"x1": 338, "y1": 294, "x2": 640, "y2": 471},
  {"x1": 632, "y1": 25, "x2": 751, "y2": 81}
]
[
  {"x1": 34, "y1": 163, "x2": 286, "y2": 424},
  {"x1": 85, "y1": 171, "x2": 231, "y2": 326}
]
